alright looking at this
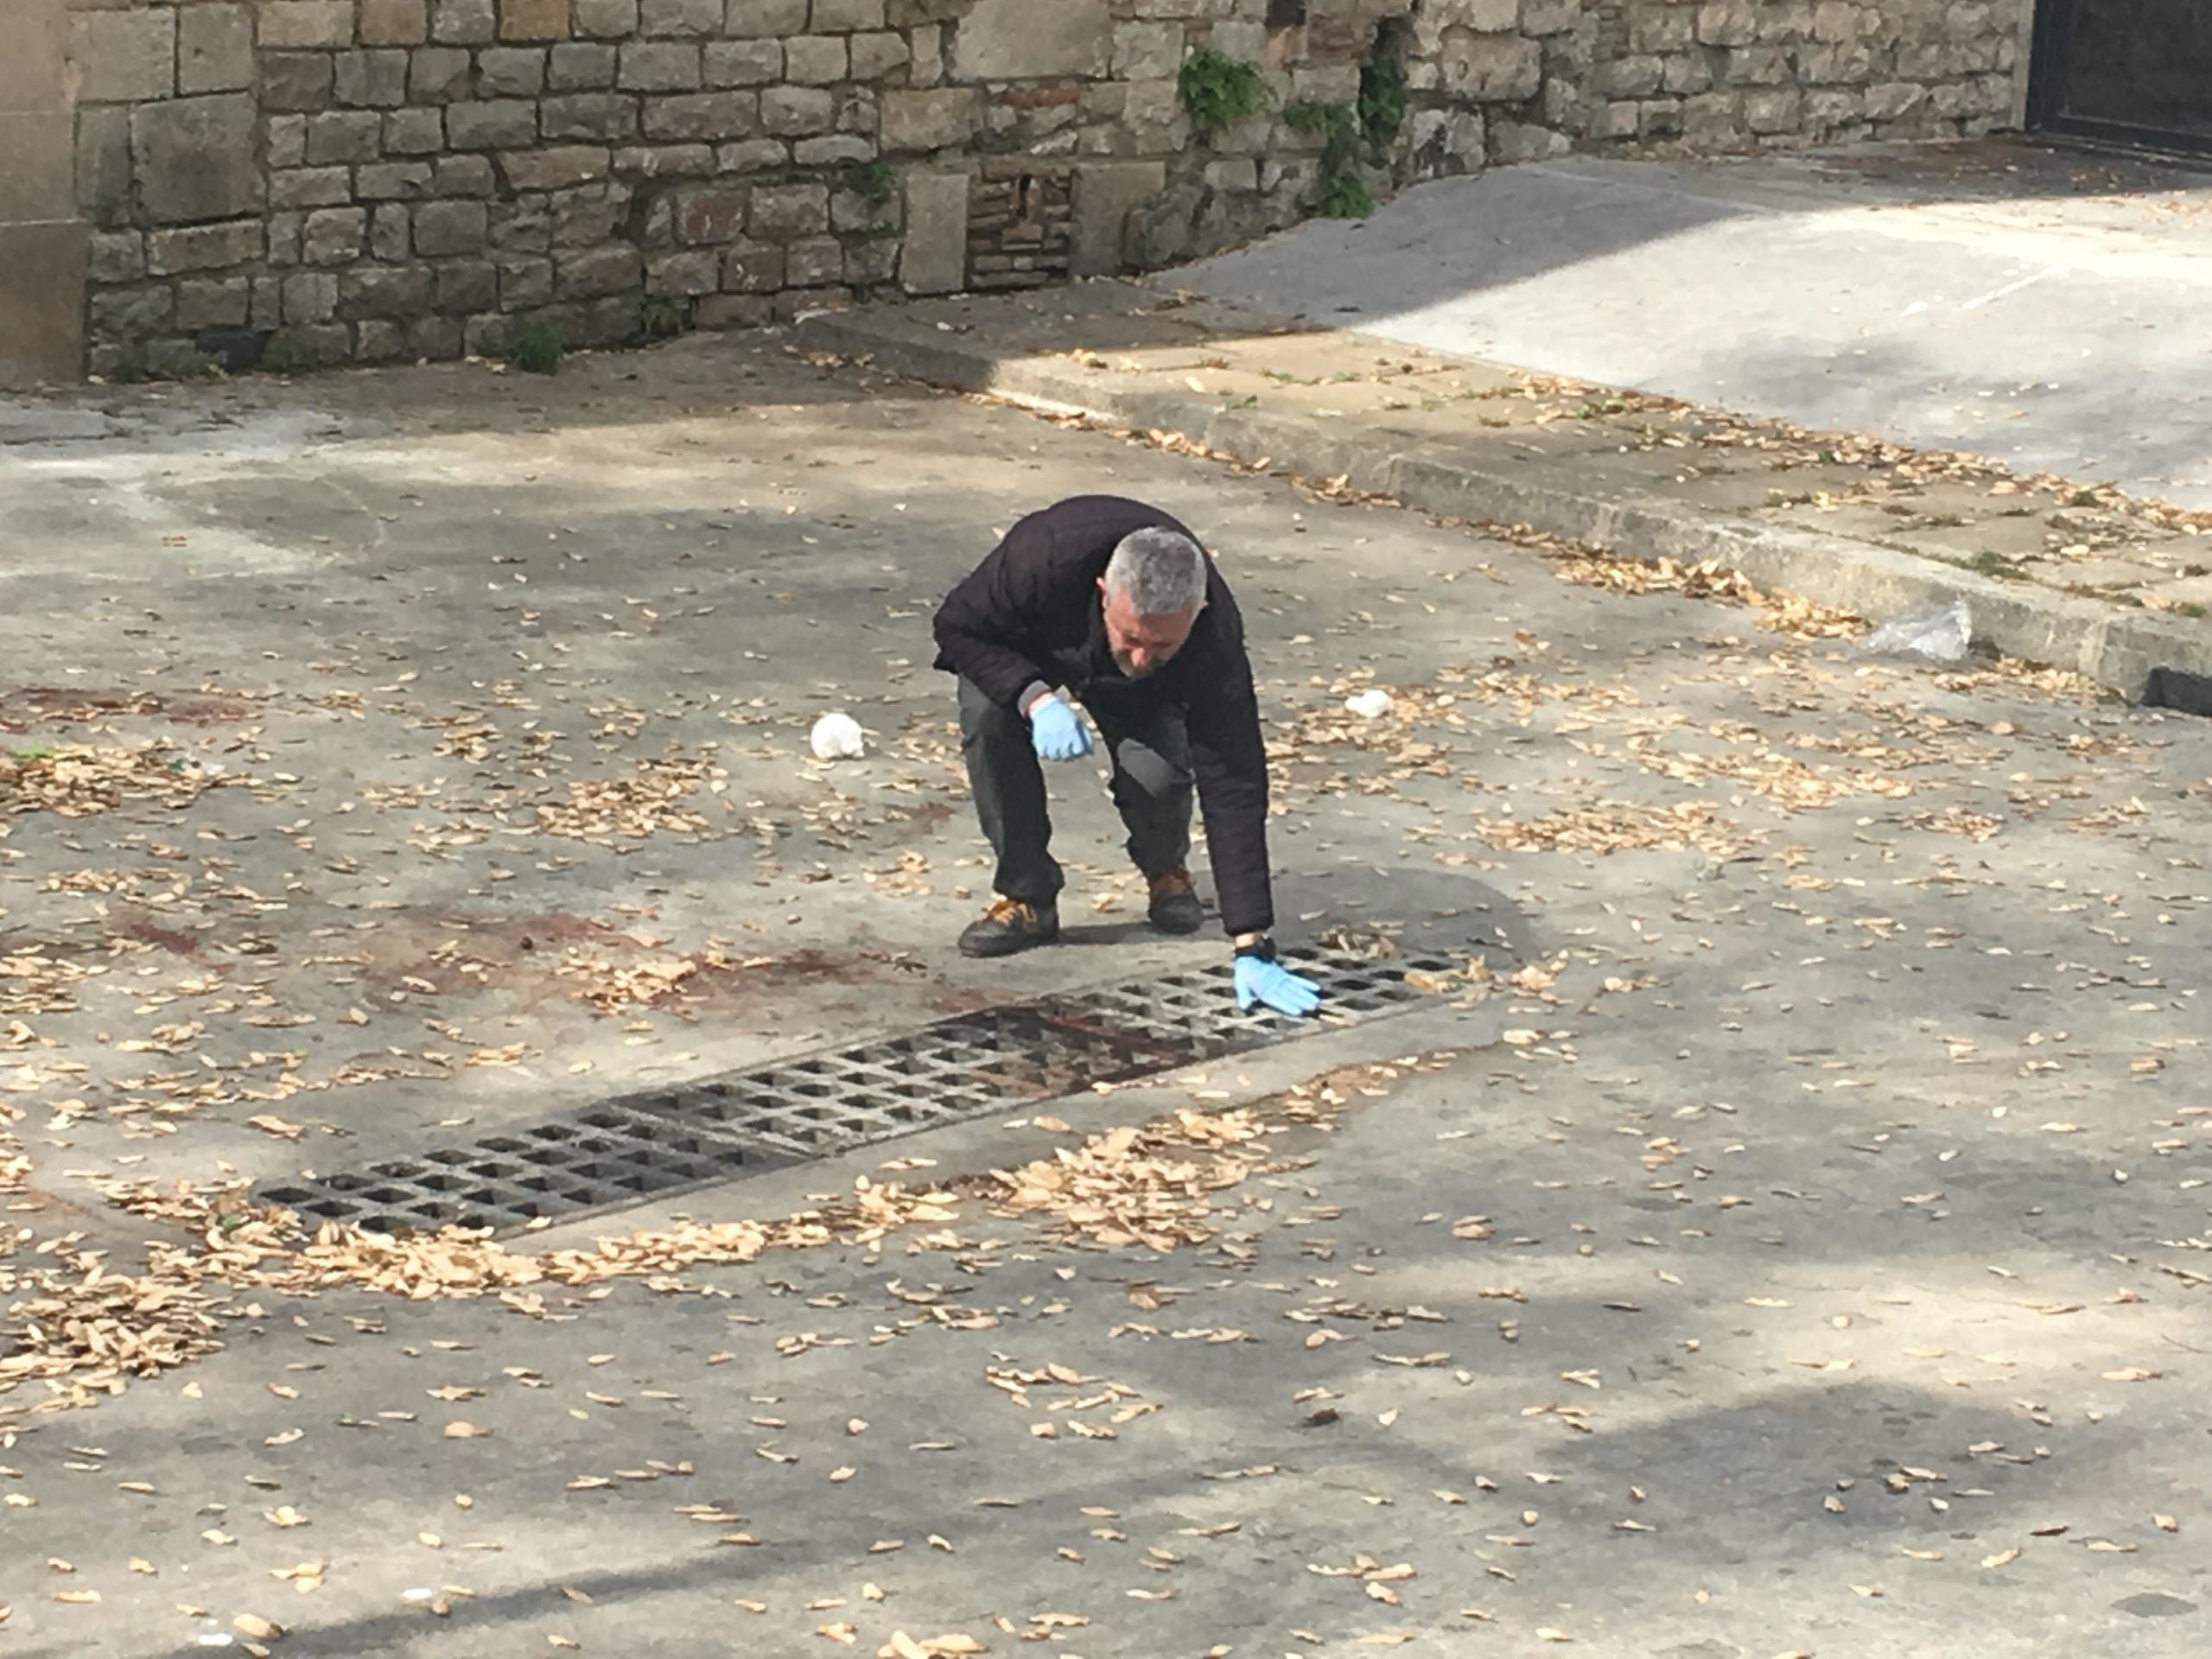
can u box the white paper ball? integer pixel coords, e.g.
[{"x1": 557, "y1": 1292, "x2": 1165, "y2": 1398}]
[{"x1": 810, "y1": 712, "x2": 867, "y2": 760}]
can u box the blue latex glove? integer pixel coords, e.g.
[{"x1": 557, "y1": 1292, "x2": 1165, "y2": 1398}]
[
  {"x1": 1236, "y1": 952, "x2": 1322, "y2": 1017},
  {"x1": 1027, "y1": 694, "x2": 1094, "y2": 763}
]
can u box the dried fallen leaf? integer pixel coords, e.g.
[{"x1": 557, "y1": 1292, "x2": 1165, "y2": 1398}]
[{"x1": 1981, "y1": 1548, "x2": 2020, "y2": 1569}]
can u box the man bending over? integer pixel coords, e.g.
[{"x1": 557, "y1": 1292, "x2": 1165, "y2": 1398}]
[{"x1": 931, "y1": 494, "x2": 1321, "y2": 1018}]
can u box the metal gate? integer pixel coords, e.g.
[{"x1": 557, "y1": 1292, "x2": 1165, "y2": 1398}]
[{"x1": 2030, "y1": 0, "x2": 2212, "y2": 155}]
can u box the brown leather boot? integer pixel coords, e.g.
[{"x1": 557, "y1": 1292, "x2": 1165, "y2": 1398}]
[
  {"x1": 1146, "y1": 867, "x2": 1205, "y2": 935},
  {"x1": 957, "y1": 896, "x2": 1060, "y2": 959}
]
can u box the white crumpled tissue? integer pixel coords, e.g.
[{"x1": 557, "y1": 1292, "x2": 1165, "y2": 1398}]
[
  {"x1": 1344, "y1": 689, "x2": 1394, "y2": 719},
  {"x1": 810, "y1": 712, "x2": 867, "y2": 760}
]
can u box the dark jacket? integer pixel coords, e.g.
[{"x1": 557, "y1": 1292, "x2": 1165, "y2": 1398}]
[{"x1": 932, "y1": 495, "x2": 1275, "y2": 938}]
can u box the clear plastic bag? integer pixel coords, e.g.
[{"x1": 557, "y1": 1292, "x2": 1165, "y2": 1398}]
[{"x1": 1861, "y1": 599, "x2": 1971, "y2": 664}]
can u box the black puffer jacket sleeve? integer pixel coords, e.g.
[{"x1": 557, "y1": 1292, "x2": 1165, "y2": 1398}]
[
  {"x1": 1185, "y1": 589, "x2": 1274, "y2": 938},
  {"x1": 931, "y1": 512, "x2": 1058, "y2": 709}
]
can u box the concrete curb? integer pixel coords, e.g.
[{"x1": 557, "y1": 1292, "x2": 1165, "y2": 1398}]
[{"x1": 798, "y1": 308, "x2": 2212, "y2": 704}]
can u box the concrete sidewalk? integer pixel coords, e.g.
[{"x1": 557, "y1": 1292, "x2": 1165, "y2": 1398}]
[
  {"x1": 1174, "y1": 141, "x2": 2212, "y2": 511},
  {"x1": 797, "y1": 258, "x2": 2212, "y2": 705}
]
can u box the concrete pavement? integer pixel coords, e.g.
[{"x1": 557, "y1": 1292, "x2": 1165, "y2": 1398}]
[
  {"x1": 3, "y1": 331, "x2": 2212, "y2": 1656},
  {"x1": 1172, "y1": 140, "x2": 2212, "y2": 511}
]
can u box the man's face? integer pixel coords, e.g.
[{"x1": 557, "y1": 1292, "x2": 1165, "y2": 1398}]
[{"x1": 1098, "y1": 580, "x2": 1197, "y2": 680}]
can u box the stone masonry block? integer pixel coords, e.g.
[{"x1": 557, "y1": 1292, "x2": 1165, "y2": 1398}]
[
  {"x1": 261, "y1": 3, "x2": 357, "y2": 49},
  {"x1": 1112, "y1": 22, "x2": 1181, "y2": 81},
  {"x1": 302, "y1": 207, "x2": 365, "y2": 264},
  {"x1": 91, "y1": 286, "x2": 173, "y2": 341},
  {"x1": 542, "y1": 92, "x2": 639, "y2": 139},
  {"x1": 784, "y1": 36, "x2": 849, "y2": 84},
  {"x1": 1635, "y1": 6, "x2": 1699, "y2": 52},
  {"x1": 1810, "y1": 0, "x2": 1861, "y2": 42},
  {"x1": 264, "y1": 53, "x2": 335, "y2": 111},
  {"x1": 414, "y1": 200, "x2": 492, "y2": 254},
  {"x1": 676, "y1": 188, "x2": 747, "y2": 243},
  {"x1": 337, "y1": 50, "x2": 415, "y2": 107},
  {"x1": 499, "y1": 146, "x2": 613, "y2": 189},
  {"x1": 434, "y1": 0, "x2": 499, "y2": 43},
  {"x1": 180, "y1": 5, "x2": 254, "y2": 95},
  {"x1": 645, "y1": 92, "x2": 759, "y2": 139},
  {"x1": 135, "y1": 96, "x2": 263, "y2": 226},
  {"x1": 908, "y1": 21, "x2": 942, "y2": 86},
  {"x1": 1745, "y1": 86, "x2": 1803, "y2": 133},
  {"x1": 620, "y1": 42, "x2": 703, "y2": 89},
  {"x1": 437, "y1": 259, "x2": 500, "y2": 310},
  {"x1": 898, "y1": 168, "x2": 963, "y2": 293},
  {"x1": 75, "y1": 107, "x2": 132, "y2": 227},
  {"x1": 812, "y1": 0, "x2": 887, "y2": 29},
  {"x1": 575, "y1": 0, "x2": 640, "y2": 35},
  {"x1": 362, "y1": 0, "x2": 433, "y2": 45},
  {"x1": 717, "y1": 137, "x2": 789, "y2": 169},
  {"x1": 479, "y1": 47, "x2": 550, "y2": 96},
  {"x1": 640, "y1": 0, "x2": 725, "y2": 32},
  {"x1": 849, "y1": 31, "x2": 908, "y2": 78},
  {"x1": 1696, "y1": 2, "x2": 1759, "y2": 47},
  {"x1": 880, "y1": 87, "x2": 980, "y2": 150},
  {"x1": 721, "y1": 239, "x2": 785, "y2": 292},
  {"x1": 1662, "y1": 52, "x2": 1714, "y2": 95},
  {"x1": 89, "y1": 231, "x2": 147, "y2": 286},
  {"x1": 552, "y1": 43, "x2": 621, "y2": 87},
  {"x1": 386, "y1": 108, "x2": 449, "y2": 152},
  {"x1": 342, "y1": 267, "x2": 438, "y2": 320},
  {"x1": 760, "y1": 86, "x2": 837, "y2": 134},
  {"x1": 1599, "y1": 54, "x2": 1663, "y2": 99},
  {"x1": 1727, "y1": 43, "x2": 1794, "y2": 84},
  {"x1": 410, "y1": 48, "x2": 476, "y2": 102},
  {"x1": 706, "y1": 40, "x2": 784, "y2": 85},
  {"x1": 785, "y1": 236, "x2": 842, "y2": 286},
  {"x1": 176, "y1": 278, "x2": 251, "y2": 333},
  {"x1": 795, "y1": 133, "x2": 874, "y2": 164},
  {"x1": 146, "y1": 219, "x2": 262, "y2": 276},
  {"x1": 356, "y1": 161, "x2": 438, "y2": 198},
  {"x1": 69, "y1": 9, "x2": 175, "y2": 104},
  {"x1": 749, "y1": 181, "x2": 830, "y2": 240},
  {"x1": 616, "y1": 143, "x2": 715, "y2": 179},
  {"x1": 270, "y1": 167, "x2": 356, "y2": 209},
  {"x1": 283, "y1": 272, "x2": 341, "y2": 324},
  {"x1": 1071, "y1": 159, "x2": 1163, "y2": 276},
  {"x1": 647, "y1": 249, "x2": 721, "y2": 294},
  {"x1": 499, "y1": 0, "x2": 574, "y2": 41},
  {"x1": 308, "y1": 111, "x2": 386, "y2": 164},
  {"x1": 1440, "y1": 35, "x2": 1541, "y2": 101},
  {"x1": 446, "y1": 99, "x2": 542, "y2": 147},
  {"x1": 438, "y1": 155, "x2": 500, "y2": 195},
  {"x1": 950, "y1": 0, "x2": 1111, "y2": 79},
  {"x1": 556, "y1": 245, "x2": 643, "y2": 297},
  {"x1": 728, "y1": 0, "x2": 810, "y2": 36}
]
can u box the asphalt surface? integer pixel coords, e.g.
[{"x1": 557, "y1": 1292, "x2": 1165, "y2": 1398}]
[{"x1": 2, "y1": 333, "x2": 2211, "y2": 1656}]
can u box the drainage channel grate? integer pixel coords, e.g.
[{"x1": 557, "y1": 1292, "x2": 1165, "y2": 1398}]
[{"x1": 258, "y1": 948, "x2": 1453, "y2": 1236}]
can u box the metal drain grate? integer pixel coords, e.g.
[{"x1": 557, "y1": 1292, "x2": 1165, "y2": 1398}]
[{"x1": 257, "y1": 948, "x2": 1452, "y2": 1236}]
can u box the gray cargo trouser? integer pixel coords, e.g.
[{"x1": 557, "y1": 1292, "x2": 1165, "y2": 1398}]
[{"x1": 957, "y1": 677, "x2": 1193, "y2": 909}]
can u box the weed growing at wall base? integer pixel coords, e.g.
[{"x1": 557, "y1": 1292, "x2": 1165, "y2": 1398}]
[
  {"x1": 638, "y1": 292, "x2": 689, "y2": 343},
  {"x1": 505, "y1": 318, "x2": 567, "y2": 376}
]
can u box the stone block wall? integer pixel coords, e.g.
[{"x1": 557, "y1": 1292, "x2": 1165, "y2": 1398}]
[{"x1": 59, "y1": 1, "x2": 2028, "y2": 377}]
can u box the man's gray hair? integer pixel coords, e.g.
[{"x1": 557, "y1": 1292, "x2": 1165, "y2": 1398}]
[{"x1": 1103, "y1": 527, "x2": 1209, "y2": 620}]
